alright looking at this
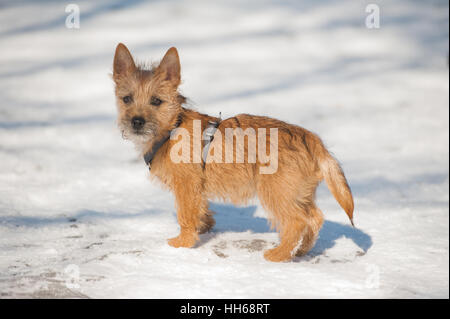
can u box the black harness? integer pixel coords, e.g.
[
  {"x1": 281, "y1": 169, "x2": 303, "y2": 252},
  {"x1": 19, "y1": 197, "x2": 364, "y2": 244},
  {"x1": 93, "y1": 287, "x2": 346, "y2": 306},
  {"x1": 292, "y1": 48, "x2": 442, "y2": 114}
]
[
  {"x1": 143, "y1": 113, "x2": 183, "y2": 169},
  {"x1": 143, "y1": 134, "x2": 172, "y2": 168},
  {"x1": 143, "y1": 113, "x2": 221, "y2": 170}
]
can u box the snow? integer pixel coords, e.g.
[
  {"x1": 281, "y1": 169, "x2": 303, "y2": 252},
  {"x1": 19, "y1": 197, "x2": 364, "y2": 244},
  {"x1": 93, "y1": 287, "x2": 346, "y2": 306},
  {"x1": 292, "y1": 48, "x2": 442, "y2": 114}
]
[{"x1": 0, "y1": 0, "x2": 448, "y2": 298}]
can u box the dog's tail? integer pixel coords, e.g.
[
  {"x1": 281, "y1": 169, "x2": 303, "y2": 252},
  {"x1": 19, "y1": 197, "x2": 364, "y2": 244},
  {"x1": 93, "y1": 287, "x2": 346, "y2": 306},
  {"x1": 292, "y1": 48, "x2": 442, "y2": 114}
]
[{"x1": 312, "y1": 136, "x2": 354, "y2": 226}]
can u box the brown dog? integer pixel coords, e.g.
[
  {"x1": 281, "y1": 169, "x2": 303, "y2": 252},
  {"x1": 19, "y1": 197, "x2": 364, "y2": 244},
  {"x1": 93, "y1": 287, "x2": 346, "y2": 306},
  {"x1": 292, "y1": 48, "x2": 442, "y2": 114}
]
[{"x1": 112, "y1": 43, "x2": 354, "y2": 262}]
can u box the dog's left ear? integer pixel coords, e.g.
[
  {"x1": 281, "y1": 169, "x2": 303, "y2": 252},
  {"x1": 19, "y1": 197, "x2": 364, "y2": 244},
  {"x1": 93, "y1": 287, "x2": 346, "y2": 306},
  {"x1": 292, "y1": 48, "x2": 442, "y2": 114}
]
[{"x1": 158, "y1": 47, "x2": 181, "y2": 86}]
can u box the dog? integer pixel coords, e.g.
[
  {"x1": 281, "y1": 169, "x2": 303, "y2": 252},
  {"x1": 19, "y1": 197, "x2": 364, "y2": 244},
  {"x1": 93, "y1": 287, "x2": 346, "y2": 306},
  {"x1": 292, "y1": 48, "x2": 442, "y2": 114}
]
[{"x1": 112, "y1": 43, "x2": 354, "y2": 262}]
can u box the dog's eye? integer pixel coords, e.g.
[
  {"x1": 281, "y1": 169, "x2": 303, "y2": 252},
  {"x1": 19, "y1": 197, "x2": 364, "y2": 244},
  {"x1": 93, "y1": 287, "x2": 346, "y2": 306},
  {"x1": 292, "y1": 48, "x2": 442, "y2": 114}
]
[
  {"x1": 122, "y1": 95, "x2": 132, "y2": 104},
  {"x1": 150, "y1": 96, "x2": 162, "y2": 106}
]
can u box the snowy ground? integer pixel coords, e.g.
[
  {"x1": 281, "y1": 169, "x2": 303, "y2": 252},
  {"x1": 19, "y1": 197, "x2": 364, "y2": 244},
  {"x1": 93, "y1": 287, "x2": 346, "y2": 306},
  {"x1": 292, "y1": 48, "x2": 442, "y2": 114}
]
[{"x1": 0, "y1": 0, "x2": 448, "y2": 298}]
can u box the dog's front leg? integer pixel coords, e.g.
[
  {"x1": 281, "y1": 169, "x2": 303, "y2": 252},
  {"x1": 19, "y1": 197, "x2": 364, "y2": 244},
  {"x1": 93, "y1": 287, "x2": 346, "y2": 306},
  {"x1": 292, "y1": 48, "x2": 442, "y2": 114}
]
[{"x1": 167, "y1": 180, "x2": 207, "y2": 248}]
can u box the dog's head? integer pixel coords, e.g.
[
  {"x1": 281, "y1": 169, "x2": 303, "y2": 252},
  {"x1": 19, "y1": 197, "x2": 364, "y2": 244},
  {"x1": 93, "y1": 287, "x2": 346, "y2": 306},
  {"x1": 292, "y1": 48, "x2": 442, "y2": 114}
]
[{"x1": 112, "y1": 43, "x2": 184, "y2": 149}]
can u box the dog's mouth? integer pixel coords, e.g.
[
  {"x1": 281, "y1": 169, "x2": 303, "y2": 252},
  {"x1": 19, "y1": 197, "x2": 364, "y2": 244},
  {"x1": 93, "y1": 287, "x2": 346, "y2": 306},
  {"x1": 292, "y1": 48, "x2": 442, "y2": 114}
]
[
  {"x1": 119, "y1": 120, "x2": 157, "y2": 143},
  {"x1": 121, "y1": 128, "x2": 153, "y2": 139},
  {"x1": 132, "y1": 129, "x2": 146, "y2": 136}
]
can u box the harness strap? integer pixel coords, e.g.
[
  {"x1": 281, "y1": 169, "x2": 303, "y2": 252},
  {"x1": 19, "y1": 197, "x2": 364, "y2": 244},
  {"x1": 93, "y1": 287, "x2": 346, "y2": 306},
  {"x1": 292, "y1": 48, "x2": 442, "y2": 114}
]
[
  {"x1": 143, "y1": 112, "x2": 221, "y2": 170},
  {"x1": 143, "y1": 113, "x2": 183, "y2": 169},
  {"x1": 202, "y1": 119, "x2": 221, "y2": 168},
  {"x1": 143, "y1": 134, "x2": 171, "y2": 168}
]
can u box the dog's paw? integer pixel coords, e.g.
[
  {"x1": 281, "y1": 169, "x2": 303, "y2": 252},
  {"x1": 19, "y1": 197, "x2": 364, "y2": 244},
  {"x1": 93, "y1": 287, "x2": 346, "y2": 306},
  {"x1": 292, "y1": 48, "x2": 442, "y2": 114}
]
[
  {"x1": 263, "y1": 247, "x2": 292, "y2": 262},
  {"x1": 167, "y1": 234, "x2": 197, "y2": 248},
  {"x1": 198, "y1": 212, "x2": 216, "y2": 234}
]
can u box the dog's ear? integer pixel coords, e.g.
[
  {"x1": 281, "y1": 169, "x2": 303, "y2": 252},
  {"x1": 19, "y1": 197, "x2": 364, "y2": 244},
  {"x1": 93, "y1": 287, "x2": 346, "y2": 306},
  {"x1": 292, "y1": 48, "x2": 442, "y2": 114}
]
[
  {"x1": 113, "y1": 43, "x2": 136, "y2": 79},
  {"x1": 157, "y1": 47, "x2": 181, "y2": 86}
]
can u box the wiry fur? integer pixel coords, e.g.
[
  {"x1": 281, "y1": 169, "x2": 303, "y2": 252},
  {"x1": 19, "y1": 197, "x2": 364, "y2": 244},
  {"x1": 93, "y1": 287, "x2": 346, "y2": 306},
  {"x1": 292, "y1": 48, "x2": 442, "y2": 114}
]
[{"x1": 112, "y1": 43, "x2": 354, "y2": 262}]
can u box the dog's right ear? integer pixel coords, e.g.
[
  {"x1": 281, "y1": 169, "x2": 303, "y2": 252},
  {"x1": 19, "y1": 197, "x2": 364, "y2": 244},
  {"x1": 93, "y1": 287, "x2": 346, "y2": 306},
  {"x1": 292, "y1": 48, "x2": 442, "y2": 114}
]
[{"x1": 113, "y1": 43, "x2": 136, "y2": 79}]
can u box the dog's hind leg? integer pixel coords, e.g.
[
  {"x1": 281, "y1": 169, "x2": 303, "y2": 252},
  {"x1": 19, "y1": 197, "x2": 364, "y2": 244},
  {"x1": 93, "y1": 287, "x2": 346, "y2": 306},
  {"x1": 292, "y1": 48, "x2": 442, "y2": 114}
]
[
  {"x1": 258, "y1": 174, "x2": 320, "y2": 262},
  {"x1": 295, "y1": 205, "x2": 324, "y2": 257},
  {"x1": 258, "y1": 192, "x2": 310, "y2": 262},
  {"x1": 264, "y1": 215, "x2": 308, "y2": 262}
]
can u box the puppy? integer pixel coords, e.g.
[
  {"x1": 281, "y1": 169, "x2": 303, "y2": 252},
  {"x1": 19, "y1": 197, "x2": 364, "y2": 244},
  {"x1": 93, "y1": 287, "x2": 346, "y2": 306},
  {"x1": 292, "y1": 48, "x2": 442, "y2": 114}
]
[{"x1": 112, "y1": 43, "x2": 354, "y2": 262}]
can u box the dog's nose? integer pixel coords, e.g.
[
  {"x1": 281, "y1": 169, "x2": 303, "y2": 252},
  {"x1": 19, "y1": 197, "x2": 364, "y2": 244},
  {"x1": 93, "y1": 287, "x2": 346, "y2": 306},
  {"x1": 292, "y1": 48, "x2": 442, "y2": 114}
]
[{"x1": 131, "y1": 116, "x2": 145, "y2": 130}]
